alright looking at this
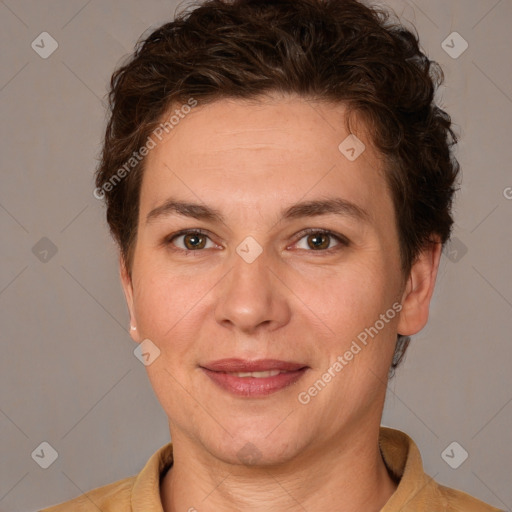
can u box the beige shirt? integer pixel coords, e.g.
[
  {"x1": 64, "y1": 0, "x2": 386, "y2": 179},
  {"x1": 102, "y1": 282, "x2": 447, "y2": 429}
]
[{"x1": 41, "y1": 427, "x2": 501, "y2": 511}]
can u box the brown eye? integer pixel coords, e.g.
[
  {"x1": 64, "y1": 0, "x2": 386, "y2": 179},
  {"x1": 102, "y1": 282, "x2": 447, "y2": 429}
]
[
  {"x1": 183, "y1": 233, "x2": 206, "y2": 250},
  {"x1": 307, "y1": 232, "x2": 330, "y2": 250},
  {"x1": 294, "y1": 230, "x2": 348, "y2": 252},
  {"x1": 167, "y1": 230, "x2": 215, "y2": 251}
]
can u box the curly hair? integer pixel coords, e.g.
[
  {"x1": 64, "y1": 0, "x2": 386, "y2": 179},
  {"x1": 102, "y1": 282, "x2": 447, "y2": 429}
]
[{"x1": 95, "y1": 0, "x2": 460, "y2": 374}]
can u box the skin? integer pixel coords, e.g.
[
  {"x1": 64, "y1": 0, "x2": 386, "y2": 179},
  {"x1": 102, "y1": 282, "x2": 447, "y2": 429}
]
[{"x1": 120, "y1": 93, "x2": 442, "y2": 511}]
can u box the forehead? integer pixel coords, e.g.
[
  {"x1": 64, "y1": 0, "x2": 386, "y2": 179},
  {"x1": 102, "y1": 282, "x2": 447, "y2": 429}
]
[{"x1": 140, "y1": 95, "x2": 391, "y2": 224}]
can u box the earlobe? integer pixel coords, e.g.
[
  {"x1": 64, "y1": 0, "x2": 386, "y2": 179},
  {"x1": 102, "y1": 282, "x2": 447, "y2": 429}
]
[
  {"x1": 397, "y1": 239, "x2": 443, "y2": 337},
  {"x1": 119, "y1": 255, "x2": 140, "y2": 342}
]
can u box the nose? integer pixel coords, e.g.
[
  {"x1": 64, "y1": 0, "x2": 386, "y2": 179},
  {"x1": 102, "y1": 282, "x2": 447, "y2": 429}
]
[{"x1": 214, "y1": 246, "x2": 291, "y2": 334}]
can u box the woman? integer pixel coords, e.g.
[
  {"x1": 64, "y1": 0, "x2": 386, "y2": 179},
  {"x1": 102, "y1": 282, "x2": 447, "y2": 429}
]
[{"x1": 42, "y1": 0, "x2": 501, "y2": 510}]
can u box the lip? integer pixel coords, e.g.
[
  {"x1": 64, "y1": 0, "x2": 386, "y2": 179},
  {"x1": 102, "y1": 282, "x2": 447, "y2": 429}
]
[{"x1": 200, "y1": 359, "x2": 308, "y2": 397}]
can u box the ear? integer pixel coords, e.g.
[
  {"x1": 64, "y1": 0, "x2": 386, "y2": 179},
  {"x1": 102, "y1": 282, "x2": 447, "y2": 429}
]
[
  {"x1": 397, "y1": 239, "x2": 443, "y2": 336},
  {"x1": 120, "y1": 255, "x2": 141, "y2": 343}
]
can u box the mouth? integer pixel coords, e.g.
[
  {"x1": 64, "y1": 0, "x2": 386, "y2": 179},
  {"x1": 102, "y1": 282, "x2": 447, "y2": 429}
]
[{"x1": 200, "y1": 359, "x2": 309, "y2": 397}]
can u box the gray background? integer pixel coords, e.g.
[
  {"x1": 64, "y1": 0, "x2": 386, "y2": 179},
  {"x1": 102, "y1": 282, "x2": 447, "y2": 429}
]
[{"x1": 0, "y1": 0, "x2": 511, "y2": 510}]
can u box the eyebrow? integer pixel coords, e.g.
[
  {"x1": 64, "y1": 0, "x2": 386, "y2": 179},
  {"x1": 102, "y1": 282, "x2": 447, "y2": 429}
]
[{"x1": 145, "y1": 197, "x2": 370, "y2": 225}]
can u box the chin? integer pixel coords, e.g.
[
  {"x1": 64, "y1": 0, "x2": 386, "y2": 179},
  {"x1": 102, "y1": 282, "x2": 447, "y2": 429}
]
[
  {"x1": 202, "y1": 420, "x2": 311, "y2": 468},
  {"x1": 217, "y1": 441, "x2": 299, "y2": 468}
]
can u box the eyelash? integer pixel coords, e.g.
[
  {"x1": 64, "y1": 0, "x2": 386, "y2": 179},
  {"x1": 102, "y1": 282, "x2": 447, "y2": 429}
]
[{"x1": 164, "y1": 228, "x2": 349, "y2": 254}]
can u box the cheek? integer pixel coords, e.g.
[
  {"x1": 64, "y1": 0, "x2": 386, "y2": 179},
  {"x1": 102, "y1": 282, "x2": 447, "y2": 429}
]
[
  {"x1": 131, "y1": 260, "x2": 210, "y2": 354},
  {"x1": 292, "y1": 257, "x2": 397, "y2": 340}
]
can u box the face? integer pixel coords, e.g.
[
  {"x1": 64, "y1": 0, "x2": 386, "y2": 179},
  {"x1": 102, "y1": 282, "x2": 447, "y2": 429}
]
[{"x1": 121, "y1": 94, "x2": 440, "y2": 466}]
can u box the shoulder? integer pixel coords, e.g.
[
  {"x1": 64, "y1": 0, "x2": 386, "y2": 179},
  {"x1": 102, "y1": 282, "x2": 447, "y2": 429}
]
[
  {"x1": 379, "y1": 427, "x2": 502, "y2": 512},
  {"x1": 437, "y1": 483, "x2": 503, "y2": 512},
  {"x1": 40, "y1": 475, "x2": 135, "y2": 511},
  {"x1": 39, "y1": 441, "x2": 173, "y2": 511}
]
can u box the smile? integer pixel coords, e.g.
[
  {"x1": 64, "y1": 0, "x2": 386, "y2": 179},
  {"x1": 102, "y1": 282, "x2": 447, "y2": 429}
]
[{"x1": 200, "y1": 359, "x2": 308, "y2": 397}]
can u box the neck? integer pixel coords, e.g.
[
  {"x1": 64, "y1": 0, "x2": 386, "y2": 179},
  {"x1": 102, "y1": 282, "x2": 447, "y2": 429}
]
[{"x1": 161, "y1": 424, "x2": 397, "y2": 512}]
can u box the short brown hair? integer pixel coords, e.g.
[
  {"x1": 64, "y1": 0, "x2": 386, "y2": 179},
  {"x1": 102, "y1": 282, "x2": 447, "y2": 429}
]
[{"x1": 95, "y1": 0, "x2": 460, "y2": 372}]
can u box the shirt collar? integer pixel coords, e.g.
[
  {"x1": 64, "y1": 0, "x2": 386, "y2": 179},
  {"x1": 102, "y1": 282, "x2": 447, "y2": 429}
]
[
  {"x1": 379, "y1": 426, "x2": 444, "y2": 511},
  {"x1": 131, "y1": 441, "x2": 173, "y2": 512}
]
